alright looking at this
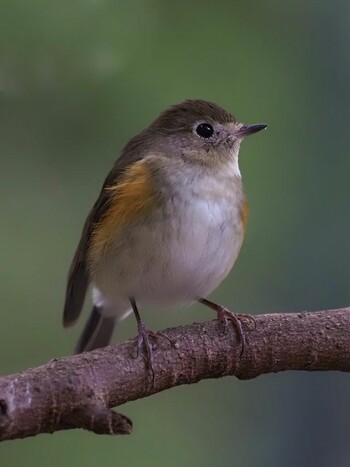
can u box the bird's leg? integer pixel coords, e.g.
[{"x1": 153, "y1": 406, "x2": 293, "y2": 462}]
[
  {"x1": 198, "y1": 298, "x2": 255, "y2": 356},
  {"x1": 130, "y1": 298, "x2": 175, "y2": 379}
]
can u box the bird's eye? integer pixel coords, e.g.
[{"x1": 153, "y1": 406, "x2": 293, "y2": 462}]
[{"x1": 195, "y1": 123, "x2": 214, "y2": 138}]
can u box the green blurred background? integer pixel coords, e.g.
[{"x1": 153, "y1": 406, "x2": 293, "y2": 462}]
[{"x1": 1, "y1": 0, "x2": 350, "y2": 465}]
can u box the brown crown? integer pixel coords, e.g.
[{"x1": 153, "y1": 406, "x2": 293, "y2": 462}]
[{"x1": 150, "y1": 99, "x2": 237, "y2": 133}]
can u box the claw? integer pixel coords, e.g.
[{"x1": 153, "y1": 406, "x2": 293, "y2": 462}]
[
  {"x1": 136, "y1": 323, "x2": 176, "y2": 381},
  {"x1": 136, "y1": 322, "x2": 156, "y2": 379},
  {"x1": 130, "y1": 297, "x2": 176, "y2": 381},
  {"x1": 216, "y1": 306, "x2": 245, "y2": 356},
  {"x1": 236, "y1": 313, "x2": 256, "y2": 330},
  {"x1": 199, "y1": 298, "x2": 252, "y2": 356}
]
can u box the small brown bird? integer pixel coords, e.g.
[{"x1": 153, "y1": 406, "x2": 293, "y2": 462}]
[{"x1": 63, "y1": 100, "x2": 266, "y2": 371}]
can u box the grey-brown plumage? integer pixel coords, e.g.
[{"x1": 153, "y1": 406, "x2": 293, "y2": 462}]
[
  {"x1": 63, "y1": 99, "x2": 266, "y2": 357},
  {"x1": 63, "y1": 99, "x2": 237, "y2": 330},
  {"x1": 75, "y1": 306, "x2": 116, "y2": 353},
  {"x1": 151, "y1": 99, "x2": 237, "y2": 133}
]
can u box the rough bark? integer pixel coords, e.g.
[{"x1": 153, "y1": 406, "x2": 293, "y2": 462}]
[{"x1": 0, "y1": 308, "x2": 349, "y2": 442}]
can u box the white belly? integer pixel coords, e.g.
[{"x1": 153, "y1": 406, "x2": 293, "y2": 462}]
[{"x1": 92, "y1": 167, "x2": 245, "y2": 314}]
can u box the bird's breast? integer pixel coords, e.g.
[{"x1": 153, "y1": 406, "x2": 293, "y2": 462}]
[
  {"x1": 160, "y1": 169, "x2": 246, "y2": 297},
  {"x1": 90, "y1": 160, "x2": 247, "y2": 307}
]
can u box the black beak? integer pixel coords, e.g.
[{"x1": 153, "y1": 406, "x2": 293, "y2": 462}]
[{"x1": 235, "y1": 124, "x2": 267, "y2": 138}]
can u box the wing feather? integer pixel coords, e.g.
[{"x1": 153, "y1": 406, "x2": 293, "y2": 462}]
[
  {"x1": 63, "y1": 130, "x2": 148, "y2": 327},
  {"x1": 63, "y1": 190, "x2": 112, "y2": 327}
]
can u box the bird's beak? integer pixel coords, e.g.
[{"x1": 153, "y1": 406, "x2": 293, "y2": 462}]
[{"x1": 235, "y1": 124, "x2": 267, "y2": 138}]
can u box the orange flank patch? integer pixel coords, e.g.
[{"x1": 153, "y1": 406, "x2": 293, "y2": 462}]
[
  {"x1": 240, "y1": 198, "x2": 249, "y2": 233},
  {"x1": 88, "y1": 160, "x2": 159, "y2": 264}
]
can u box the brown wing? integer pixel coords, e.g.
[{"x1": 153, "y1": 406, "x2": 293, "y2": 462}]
[
  {"x1": 63, "y1": 185, "x2": 112, "y2": 327},
  {"x1": 63, "y1": 131, "x2": 148, "y2": 327}
]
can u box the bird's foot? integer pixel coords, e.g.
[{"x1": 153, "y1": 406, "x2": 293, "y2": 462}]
[
  {"x1": 136, "y1": 322, "x2": 175, "y2": 380},
  {"x1": 199, "y1": 298, "x2": 255, "y2": 356}
]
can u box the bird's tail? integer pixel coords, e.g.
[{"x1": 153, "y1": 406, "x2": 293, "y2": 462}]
[{"x1": 75, "y1": 306, "x2": 116, "y2": 353}]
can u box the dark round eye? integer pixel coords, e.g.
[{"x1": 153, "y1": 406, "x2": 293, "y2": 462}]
[{"x1": 195, "y1": 123, "x2": 214, "y2": 138}]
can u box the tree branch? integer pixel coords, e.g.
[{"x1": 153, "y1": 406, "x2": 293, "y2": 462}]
[{"x1": 0, "y1": 308, "x2": 349, "y2": 442}]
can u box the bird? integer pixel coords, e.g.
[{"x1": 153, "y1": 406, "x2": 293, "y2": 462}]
[{"x1": 63, "y1": 99, "x2": 267, "y2": 373}]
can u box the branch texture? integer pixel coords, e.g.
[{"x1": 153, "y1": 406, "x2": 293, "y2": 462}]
[{"x1": 0, "y1": 308, "x2": 349, "y2": 442}]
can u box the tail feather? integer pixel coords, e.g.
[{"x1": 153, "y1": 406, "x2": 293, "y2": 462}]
[{"x1": 75, "y1": 306, "x2": 116, "y2": 353}]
